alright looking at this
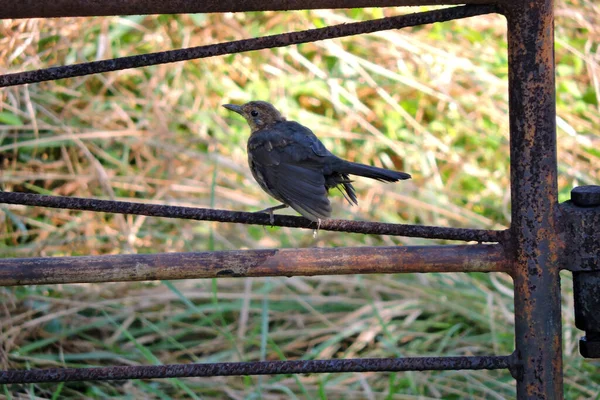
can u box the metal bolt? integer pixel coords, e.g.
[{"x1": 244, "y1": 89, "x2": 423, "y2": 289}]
[
  {"x1": 579, "y1": 333, "x2": 600, "y2": 358},
  {"x1": 571, "y1": 185, "x2": 600, "y2": 207}
]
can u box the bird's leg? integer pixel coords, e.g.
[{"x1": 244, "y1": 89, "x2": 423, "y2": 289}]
[{"x1": 256, "y1": 204, "x2": 288, "y2": 225}]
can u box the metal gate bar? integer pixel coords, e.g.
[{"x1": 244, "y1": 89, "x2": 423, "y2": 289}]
[
  {"x1": 0, "y1": 244, "x2": 508, "y2": 286},
  {"x1": 0, "y1": 192, "x2": 504, "y2": 242},
  {"x1": 3, "y1": 0, "x2": 506, "y2": 19},
  {"x1": 0, "y1": 5, "x2": 497, "y2": 87},
  {"x1": 0, "y1": 0, "x2": 565, "y2": 398},
  {"x1": 0, "y1": 355, "x2": 518, "y2": 385}
]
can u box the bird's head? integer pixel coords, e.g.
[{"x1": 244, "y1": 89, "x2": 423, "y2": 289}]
[{"x1": 223, "y1": 101, "x2": 286, "y2": 132}]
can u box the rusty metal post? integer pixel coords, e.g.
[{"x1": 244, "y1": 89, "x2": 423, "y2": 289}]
[{"x1": 505, "y1": 0, "x2": 563, "y2": 398}]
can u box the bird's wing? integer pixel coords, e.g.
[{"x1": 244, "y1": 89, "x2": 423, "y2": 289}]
[{"x1": 248, "y1": 126, "x2": 332, "y2": 221}]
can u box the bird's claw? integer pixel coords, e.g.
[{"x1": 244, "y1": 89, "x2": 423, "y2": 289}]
[
  {"x1": 268, "y1": 210, "x2": 275, "y2": 225},
  {"x1": 256, "y1": 204, "x2": 287, "y2": 226}
]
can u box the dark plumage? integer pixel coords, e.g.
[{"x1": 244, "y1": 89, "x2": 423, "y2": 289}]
[{"x1": 223, "y1": 101, "x2": 411, "y2": 222}]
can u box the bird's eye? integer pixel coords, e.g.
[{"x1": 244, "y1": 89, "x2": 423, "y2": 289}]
[{"x1": 250, "y1": 110, "x2": 259, "y2": 117}]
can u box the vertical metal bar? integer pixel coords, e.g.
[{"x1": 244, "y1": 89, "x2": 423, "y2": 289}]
[{"x1": 506, "y1": 0, "x2": 563, "y2": 398}]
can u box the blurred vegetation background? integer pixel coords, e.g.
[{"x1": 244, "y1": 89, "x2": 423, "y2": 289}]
[{"x1": 1, "y1": 2, "x2": 599, "y2": 398}]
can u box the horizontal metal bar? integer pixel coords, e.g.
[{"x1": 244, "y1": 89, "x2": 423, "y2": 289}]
[
  {"x1": 0, "y1": 244, "x2": 509, "y2": 286},
  {"x1": 0, "y1": 192, "x2": 505, "y2": 242},
  {"x1": 0, "y1": 5, "x2": 500, "y2": 87},
  {"x1": 0, "y1": 355, "x2": 516, "y2": 384},
  {"x1": 3, "y1": 0, "x2": 503, "y2": 19}
]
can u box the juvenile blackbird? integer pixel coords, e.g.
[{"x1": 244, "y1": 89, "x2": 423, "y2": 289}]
[{"x1": 223, "y1": 101, "x2": 411, "y2": 223}]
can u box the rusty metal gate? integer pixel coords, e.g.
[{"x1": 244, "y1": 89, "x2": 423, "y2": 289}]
[{"x1": 1, "y1": 1, "x2": 598, "y2": 399}]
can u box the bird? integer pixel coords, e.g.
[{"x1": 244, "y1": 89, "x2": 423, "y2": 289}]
[{"x1": 223, "y1": 101, "x2": 411, "y2": 224}]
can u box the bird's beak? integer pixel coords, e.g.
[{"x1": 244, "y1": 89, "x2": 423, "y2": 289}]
[{"x1": 223, "y1": 104, "x2": 243, "y2": 115}]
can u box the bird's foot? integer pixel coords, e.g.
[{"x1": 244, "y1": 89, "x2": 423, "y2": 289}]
[{"x1": 256, "y1": 204, "x2": 288, "y2": 226}]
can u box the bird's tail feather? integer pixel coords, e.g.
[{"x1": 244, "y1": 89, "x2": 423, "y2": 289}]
[{"x1": 338, "y1": 161, "x2": 411, "y2": 182}]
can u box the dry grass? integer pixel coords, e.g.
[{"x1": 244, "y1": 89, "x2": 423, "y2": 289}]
[{"x1": 1, "y1": 2, "x2": 599, "y2": 398}]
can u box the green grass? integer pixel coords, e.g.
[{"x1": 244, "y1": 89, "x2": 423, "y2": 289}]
[{"x1": 1, "y1": 2, "x2": 600, "y2": 398}]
